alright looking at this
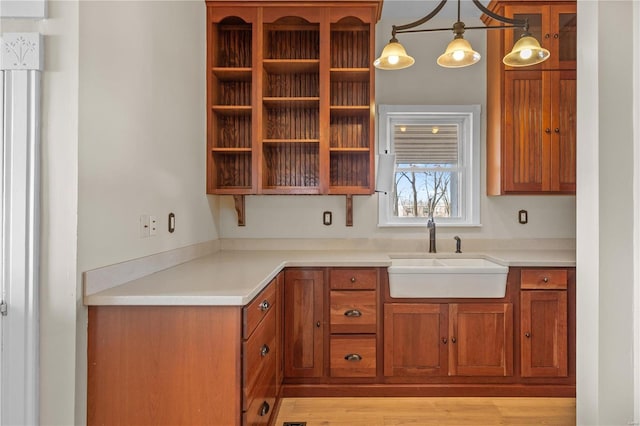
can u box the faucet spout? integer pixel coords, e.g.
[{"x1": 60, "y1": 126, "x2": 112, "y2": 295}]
[{"x1": 427, "y1": 217, "x2": 436, "y2": 253}]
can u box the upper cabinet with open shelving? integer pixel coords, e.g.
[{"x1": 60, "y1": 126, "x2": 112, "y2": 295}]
[{"x1": 206, "y1": 1, "x2": 382, "y2": 222}]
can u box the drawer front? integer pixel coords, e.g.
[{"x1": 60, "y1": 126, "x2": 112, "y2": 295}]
[
  {"x1": 330, "y1": 290, "x2": 377, "y2": 334},
  {"x1": 329, "y1": 335, "x2": 377, "y2": 377},
  {"x1": 521, "y1": 269, "x2": 568, "y2": 290},
  {"x1": 243, "y1": 304, "x2": 276, "y2": 401},
  {"x1": 330, "y1": 268, "x2": 377, "y2": 290},
  {"x1": 243, "y1": 366, "x2": 277, "y2": 426},
  {"x1": 243, "y1": 279, "x2": 277, "y2": 339}
]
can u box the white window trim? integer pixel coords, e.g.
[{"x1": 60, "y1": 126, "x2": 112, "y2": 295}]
[{"x1": 377, "y1": 104, "x2": 481, "y2": 227}]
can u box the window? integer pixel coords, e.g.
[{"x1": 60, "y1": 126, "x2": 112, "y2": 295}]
[{"x1": 377, "y1": 105, "x2": 481, "y2": 227}]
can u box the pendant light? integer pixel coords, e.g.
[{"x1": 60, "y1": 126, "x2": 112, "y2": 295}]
[{"x1": 374, "y1": 0, "x2": 550, "y2": 70}]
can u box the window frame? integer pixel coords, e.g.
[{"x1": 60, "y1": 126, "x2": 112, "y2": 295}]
[{"x1": 377, "y1": 104, "x2": 481, "y2": 227}]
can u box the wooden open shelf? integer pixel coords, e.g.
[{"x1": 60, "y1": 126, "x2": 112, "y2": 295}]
[{"x1": 207, "y1": 2, "x2": 381, "y2": 225}]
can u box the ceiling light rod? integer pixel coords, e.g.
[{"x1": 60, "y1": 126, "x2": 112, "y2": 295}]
[
  {"x1": 389, "y1": 0, "x2": 528, "y2": 39},
  {"x1": 374, "y1": 0, "x2": 550, "y2": 69}
]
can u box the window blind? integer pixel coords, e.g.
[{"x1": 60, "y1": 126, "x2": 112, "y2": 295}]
[{"x1": 393, "y1": 124, "x2": 459, "y2": 164}]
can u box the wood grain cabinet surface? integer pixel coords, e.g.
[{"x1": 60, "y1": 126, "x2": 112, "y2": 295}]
[
  {"x1": 87, "y1": 276, "x2": 282, "y2": 426},
  {"x1": 485, "y1": 0, "x2": 576, "y2": 195},
  {"x1": 206, "y1": 1, "x2": 382, "y2": 196}
]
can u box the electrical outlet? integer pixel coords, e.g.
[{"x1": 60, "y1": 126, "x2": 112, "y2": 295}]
[
  {"x1": 323, "y1": 211, "x2": 332, "y2": 226},
  {"x1": 149, "y1": 215, "x2": 158, "y2": 235},
  {"x1": 518, "y1": 209, "x2": 528, "y2": 224}
]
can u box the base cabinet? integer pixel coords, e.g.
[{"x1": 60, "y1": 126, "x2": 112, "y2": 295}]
[
  {"x1": 283, "y1": 267, "x2": 381, "y2": 382},
  {"x1": 383, "y1": 303, "x2": 513, "y2": 378},
  {"x1": 87, "y1": 277, "x2": 281, "y2": 426},
  {"x1": 520, "y1": 269, "x2": 569, "y2": 378}
]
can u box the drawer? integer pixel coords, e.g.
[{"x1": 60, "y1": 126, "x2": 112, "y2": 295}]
[
  {"x1": 329, "y1": 335, "x2": 377, "y2": 377},
  {"x1": 521, "y1": 269, "x2": 568, "y2": 290},
  {"x1": 330, "y1": 268, "x2": 377, "y2": 290},
  {"x1": 243, "y1": 279, "x2": 277, "y2": 339},
  {"x1": 243, "y1": 303, "x2": 276, "y2": 400},
  {"x1": 330, "y1": 290, "x2": 377, "y2": 334},
  {"x1": 243, "y1": 366, "x2": 277, "y2": 426}
]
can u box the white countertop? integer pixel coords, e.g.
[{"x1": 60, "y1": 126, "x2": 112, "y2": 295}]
[{"x1": 83, "y1": 249, "x2": 575, "y2": 307}]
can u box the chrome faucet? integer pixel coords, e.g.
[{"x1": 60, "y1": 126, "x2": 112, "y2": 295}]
[{"x1": 427, "y1": 217, "x2": 436, "y2": 253}]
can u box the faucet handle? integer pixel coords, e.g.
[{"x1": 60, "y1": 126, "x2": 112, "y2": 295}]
[{"x1": 454, "y1": 236, "x2": 462, "y2": 253}]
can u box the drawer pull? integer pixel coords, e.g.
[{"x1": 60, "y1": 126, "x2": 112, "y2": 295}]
[
  {"x1": 543, "y1": 277, "x2": 549, "y2": 283},
  {"x1": 260, "y1": 344, "x2": 270, "y2": 357},
  {"x1": 344, "y1": 353, "x2": 362, "y2": 362},
  {"x1": 259, "y1": 401, "x2": 270, "y2": 417},
  {"x1": 258, "y1": 300, "x2": 270, "y2": 311},
  {"x1": 350, "y1": 277, "x2": 356, "y2": 283},
  {"x1": 344, "y1": 309, "x2": 362, "y2": 318}
]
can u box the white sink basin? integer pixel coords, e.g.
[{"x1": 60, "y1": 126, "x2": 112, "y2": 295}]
[{"x1": 388, "y1": 256, "x2": 508, "y2": 298}]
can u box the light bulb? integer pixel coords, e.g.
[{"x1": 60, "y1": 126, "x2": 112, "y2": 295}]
[
  {"x1": 452, "y1": 50, "x2": 465, "y2": 61},
  {"x1": 388, "y1": 55, "x2": 399, "y2": 65},
  {"x1": 519, "y1": 48, "x2": 533, "y2": 60}
]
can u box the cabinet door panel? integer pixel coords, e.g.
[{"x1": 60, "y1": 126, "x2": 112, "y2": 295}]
[
  {"x1": 283, "y1": 269, "x2": 324, "y2": 378},
  {"x1": 521, "y1": 291, "x2": 568, "y2": 377},
  {"x1": 552, "y1": 70, "x2": 576, "y2": 192},
  {"x1": 504, "y1": 71, "x2": 545, "y2": 192},
  {"x1": 384, "y1": 303, "x2": 447, "y2": 377},
  {"x1": 449, "y1": 303, "x2": 513, "y2": 377}
]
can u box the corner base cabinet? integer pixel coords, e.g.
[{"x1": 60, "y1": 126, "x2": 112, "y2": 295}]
[{"x1": 87, "y1": 276, "x2": 281, "y2": 426}]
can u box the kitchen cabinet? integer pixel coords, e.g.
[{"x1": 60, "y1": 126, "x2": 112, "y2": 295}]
[
  {"x1": 283, "y1": 268, "x2": 325, "y2": 378},
  {"x1": 206, "y1": 1, "x2": 382, "y2": 224},
  {"x1": 520, "y1": 268, "x2": 569, "y2": 378},
  {"x1": 87, "y1": 277, "x2": 281, "y2": 426},
  {"x1": 485, "y1": 0, "x2": 576, "y2": 195},
  {"x1": 283, "y1": 267, "x2": 380, "y2": 381},
  {"x1": 383, "y1": 303, "x2": 513, "y2": 378}
]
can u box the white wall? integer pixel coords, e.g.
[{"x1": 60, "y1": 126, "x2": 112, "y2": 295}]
[
  {"x1": 577, "y1": 1, "x2": 638, "y2": 424},
  {"x1": 217, "y1": 17, "x2": 577, "y2": 242},
  {"x1": 77, "y1": 0, "x2": 217, "y2": 272}
]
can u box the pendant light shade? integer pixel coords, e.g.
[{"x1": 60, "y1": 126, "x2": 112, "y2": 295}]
[
  {"x1": 374, "y1": 0, "x2": 550, "y2": 70},
  {"x1": 503, "y1": 34, "x2": 550, "y2": 67},
  {"x1": 374, "y1": 40, "x2": 415, "y2": 70},
  {"x1": 437, "y1": 37, "x2": 481, "y2": 68}
]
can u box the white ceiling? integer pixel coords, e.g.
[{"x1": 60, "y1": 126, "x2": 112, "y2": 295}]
[{"x1": 381, "y1": 0, "x2": 486, "y2": 20}]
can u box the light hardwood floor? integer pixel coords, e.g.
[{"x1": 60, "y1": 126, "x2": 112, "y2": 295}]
[{"x1": 274, "y1": 397, "x2": 576, "y2": 425}]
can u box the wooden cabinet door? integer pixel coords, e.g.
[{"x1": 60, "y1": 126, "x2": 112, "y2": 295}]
[
  {"x1": 521, "y1": 290, "x2": 568, "y2": 377},
  {"x1": 503, "y1": 70, "x2": 575, "y2": 193},
  {"x1": 383, "y1": 303, "x2": 448, "y2": 377},
  {"x1": 503, "y1": 3, "x2": 576, "y2": 71},
  {"x1": 283, "y1": 269, "x2": 325, "y2": 378},
  {"x1": 551, "y1": 70, "x2": 576, "y2": 193},
  {"x1": 449, "y1": 303, "x2": 513, "y2": 377}
]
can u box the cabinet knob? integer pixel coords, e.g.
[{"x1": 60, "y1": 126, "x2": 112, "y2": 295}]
[
  {"x1": 259, "y1": 401, "x2": 270, "y2": 417},
  {"x1": 259, "y1": 300, "x2": 271, "y2": 311},
  {"x1": 344, "y1": 309, "x2": 362, "y2": 317},
  {"x1": 554, "y1": 33, "x2": 559, "y2": 39},
  {"x1": 451, "y1": 337, "x2": 457, "y2": 343},
  {"x1": 525, "y1": 332, "x2": 531, "y2": 338},
  {"x1": 545, "y1": 128, "x2": 551, "y2": 134},
  {"x1": 316, "y1": 321, "x2": 321, "y2": 328},
  {"x1": 554, "y1": 128, "x2": 560, "y2": 133},
  {"x1": 545, "y1": 33, "x2": 550, "y2": 39},
  {"x1": 543, "y1": 277, "x2": 549, "y2": 283},
  {"x1": 442, "y1": 338, "x2": 448, "y2": 344},
  {"x1": 260, "y1": 344, "x2": 270, "y2": 357},
  {"x1": 350, "y1": 277, "x2": 356, "y2": 283},
  {"x1": 344, "y1": 353, "x2": 362, "y2": 362}
]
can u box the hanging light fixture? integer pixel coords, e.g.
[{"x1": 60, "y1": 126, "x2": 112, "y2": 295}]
[{"x1": 374, "y1": 0, "x2": 550, "y2": 70}]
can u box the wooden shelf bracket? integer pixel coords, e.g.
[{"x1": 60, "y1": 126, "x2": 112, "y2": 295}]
[{"x1": 233, "y1": 195, "x2": 246, "y2": 226}]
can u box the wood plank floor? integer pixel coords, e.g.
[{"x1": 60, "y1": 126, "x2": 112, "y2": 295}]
[{"x1": 274, "y1": 397, "x2": 576, "y2": 425}]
